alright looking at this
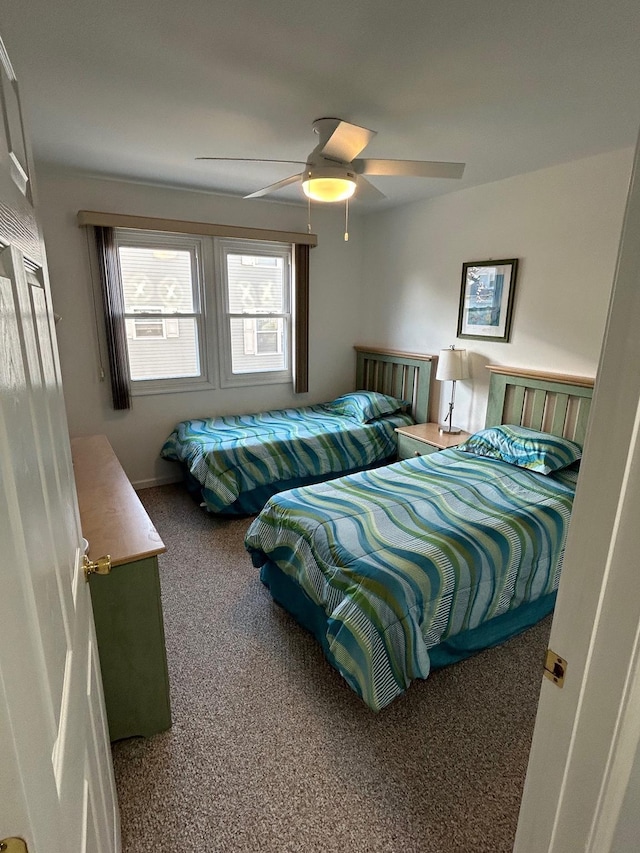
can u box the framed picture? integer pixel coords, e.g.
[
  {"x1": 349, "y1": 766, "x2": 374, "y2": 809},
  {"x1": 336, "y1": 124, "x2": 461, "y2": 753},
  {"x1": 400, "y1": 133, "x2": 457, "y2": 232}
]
[{"x1": 457, "y1": 258, "x2": 518, "y2": 342}]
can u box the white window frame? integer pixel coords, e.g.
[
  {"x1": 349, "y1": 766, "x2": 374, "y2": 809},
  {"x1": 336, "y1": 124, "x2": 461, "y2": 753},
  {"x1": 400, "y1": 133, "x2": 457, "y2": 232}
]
[
  {"x1": 114, "y1": 228, "x2": 217, "y2": 395},
  {"x1": 215, "y1": 238, "x2": 292, "y2": 389}
]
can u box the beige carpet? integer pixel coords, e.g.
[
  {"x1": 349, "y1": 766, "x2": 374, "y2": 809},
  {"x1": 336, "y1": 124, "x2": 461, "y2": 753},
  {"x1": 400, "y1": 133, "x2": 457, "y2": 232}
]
[{"x1": 112, "y1": 483, "x2": 551, "y2": 853}]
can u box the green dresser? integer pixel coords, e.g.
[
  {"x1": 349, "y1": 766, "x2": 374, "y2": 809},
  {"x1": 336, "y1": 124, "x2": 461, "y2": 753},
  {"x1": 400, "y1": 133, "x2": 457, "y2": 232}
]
[{"x1": 72, "y1": 435, "x2": 172, "y2": 742}]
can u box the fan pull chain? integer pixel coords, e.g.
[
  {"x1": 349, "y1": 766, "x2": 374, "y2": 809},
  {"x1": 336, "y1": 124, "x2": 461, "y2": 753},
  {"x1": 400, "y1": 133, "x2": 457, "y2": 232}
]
[
  {"x1": 344, "y1": 197, "x2": 349, "y2": 242},
  {"x1": 307, "y1": 193, "x2": 312, "y2": 234}
]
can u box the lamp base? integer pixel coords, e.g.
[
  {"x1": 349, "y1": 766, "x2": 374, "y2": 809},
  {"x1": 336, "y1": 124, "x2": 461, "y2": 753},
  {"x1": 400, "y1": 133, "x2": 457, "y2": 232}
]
[{"x1": 438, "y1": 424, "x2": 462, "y2": 435}]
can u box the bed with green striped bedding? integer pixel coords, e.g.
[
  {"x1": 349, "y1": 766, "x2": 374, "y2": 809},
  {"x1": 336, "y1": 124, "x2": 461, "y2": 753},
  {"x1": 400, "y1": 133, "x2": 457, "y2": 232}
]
[
  {"x1": 245, "y1": 447, "x2": 577, "y2": 711},
  {"x1": 160, "y1": 404, "x2": 414, "y2": 515}
]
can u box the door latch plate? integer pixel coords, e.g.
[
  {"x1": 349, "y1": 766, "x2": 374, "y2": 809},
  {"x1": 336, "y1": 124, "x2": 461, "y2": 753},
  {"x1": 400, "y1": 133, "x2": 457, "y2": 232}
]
[
  {"x1": 544, "y1": 648, "x2": 567, "y2": 687},
  {"x1": 0, "y1": 838, "x2": 29, "y2": 852}
]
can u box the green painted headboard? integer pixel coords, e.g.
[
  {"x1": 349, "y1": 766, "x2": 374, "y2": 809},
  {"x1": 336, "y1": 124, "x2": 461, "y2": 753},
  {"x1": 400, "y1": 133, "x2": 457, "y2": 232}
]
[
  {"x1": 485, "y1": 365, "x2": 595, "y2": 445},
  {"x1": 354, "y1": 346, "x2": 435, "y2": 424}
]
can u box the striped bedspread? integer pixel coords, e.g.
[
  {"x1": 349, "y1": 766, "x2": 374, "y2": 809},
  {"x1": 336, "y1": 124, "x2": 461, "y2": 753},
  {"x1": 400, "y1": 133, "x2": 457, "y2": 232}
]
[
  {"x1": 161, "y1": 405, "x2": 413, "y2": 513},
  {"x1": 244, "y1": 449, "x2": 576, "y2": 711}
]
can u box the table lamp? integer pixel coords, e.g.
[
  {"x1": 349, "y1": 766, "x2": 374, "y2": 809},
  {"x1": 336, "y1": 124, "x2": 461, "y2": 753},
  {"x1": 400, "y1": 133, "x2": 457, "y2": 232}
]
[{"x1": 436, "y1": 346, "x2": 469, "y2": 434}]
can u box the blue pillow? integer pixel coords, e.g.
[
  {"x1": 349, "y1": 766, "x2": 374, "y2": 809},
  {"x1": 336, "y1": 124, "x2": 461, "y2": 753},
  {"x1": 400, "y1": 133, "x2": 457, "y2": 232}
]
[
  {"x1": 328, "y1": 391, "x2": 407, "y2": 423},
  {"x1": 457, "y1": 424, "x2": 582, "y2": 474}
]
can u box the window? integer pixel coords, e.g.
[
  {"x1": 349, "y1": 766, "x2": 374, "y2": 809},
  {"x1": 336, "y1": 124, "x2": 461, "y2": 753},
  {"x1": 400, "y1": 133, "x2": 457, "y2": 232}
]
[
  {"x1": 114, "y1": 230, "x2": 210, "y2": 391},
  {"x1": 106, "y1": 229, "x2": 295, "y2": 395},
  {"x1": 216, "y1": 240, "x2": 292, "y2": 388}
]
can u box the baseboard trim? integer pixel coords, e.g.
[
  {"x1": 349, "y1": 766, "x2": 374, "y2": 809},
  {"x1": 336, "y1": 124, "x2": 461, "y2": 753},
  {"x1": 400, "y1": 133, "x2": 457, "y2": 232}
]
[{"x1": 133, "y1": 475, "x2": 183, "y2": 491}]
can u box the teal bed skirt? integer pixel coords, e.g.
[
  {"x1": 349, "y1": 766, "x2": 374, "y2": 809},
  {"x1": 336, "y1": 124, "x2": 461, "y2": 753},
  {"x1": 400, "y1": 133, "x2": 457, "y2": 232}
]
[
  {"x1": 260, "y1": 559, "x2": 556, "y2": 680},
  {"x1": 185, "y1": 455, "x2": 396, "y2": 516}
]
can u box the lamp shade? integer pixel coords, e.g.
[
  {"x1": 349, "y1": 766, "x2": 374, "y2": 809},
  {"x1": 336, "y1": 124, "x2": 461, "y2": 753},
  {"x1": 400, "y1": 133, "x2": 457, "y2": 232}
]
[
  {"x1": 302, "y1": 164, "x2": 357, "y2": 202},
  {"x1": 436, "y1": 347, "x2": 469, "y2": 381},
  {"x1": 302, "y1": 176, "x2": 356, "y2": 202}
]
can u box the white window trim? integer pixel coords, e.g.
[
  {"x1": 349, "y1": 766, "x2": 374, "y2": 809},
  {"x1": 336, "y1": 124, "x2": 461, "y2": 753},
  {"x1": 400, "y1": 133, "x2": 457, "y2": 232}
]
[
  {"x1": 115, "y1": 229, "x2": 217, "y2": 395},
  {"x1": 215, "y1": 238, "x2": 292, "y2": 389}
]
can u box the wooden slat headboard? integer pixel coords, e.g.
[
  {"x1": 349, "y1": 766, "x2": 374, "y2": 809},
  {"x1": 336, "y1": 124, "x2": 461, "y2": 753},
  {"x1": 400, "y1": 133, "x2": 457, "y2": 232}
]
[
  {"x1": 485, "y1": 365, "x2": 595, "y2": 445},
  {"x1": 354, "y1": 346, "x2": 435, "y2": 423}
]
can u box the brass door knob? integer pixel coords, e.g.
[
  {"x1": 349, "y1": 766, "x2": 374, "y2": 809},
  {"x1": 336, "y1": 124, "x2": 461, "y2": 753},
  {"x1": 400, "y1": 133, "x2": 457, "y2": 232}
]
[{"x1": 83, "y1": 554, "x2": 112, "y2": 581}]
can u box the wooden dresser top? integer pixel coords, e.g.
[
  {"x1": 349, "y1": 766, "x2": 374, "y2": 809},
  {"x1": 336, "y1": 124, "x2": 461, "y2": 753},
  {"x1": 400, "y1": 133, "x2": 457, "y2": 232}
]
[{"x1": 71, "y1": 435, "x2": 165, "y2": 567}]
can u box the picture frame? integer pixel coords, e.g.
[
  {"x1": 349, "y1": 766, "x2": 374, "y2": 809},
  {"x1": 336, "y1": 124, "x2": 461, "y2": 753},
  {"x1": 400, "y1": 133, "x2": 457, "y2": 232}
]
[{"x1": 457, "y1": 258, "x2": 518, "y2": 342}]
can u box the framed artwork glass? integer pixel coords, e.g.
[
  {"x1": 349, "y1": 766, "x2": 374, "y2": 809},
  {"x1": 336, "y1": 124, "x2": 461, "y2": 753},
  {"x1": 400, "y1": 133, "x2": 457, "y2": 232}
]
[{"x1": 457, "y1": 258, "x2": 518, "y2": 342}]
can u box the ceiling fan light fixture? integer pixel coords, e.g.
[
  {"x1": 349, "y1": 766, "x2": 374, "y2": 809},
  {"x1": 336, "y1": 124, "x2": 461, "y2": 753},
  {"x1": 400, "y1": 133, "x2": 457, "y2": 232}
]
[
  {"x1": 198, "y1": 119, "x2": 465, "y2": 204},
  {"x1": 302, "y1": 171, "x2": 357, "y2": 203}
]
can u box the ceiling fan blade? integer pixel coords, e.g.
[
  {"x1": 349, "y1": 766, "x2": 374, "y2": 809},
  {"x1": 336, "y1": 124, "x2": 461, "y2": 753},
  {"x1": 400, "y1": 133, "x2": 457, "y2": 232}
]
[
  {"x1": 196, "y1": 157, "x2": 306, "y2": 164},
  {"x1": 353, "y1": 159, "x2": 466, "y2": 179},
  {"x1": 355, "y1": 176, "x2": 386, "y2": 201},
  {"x1": 243, "y1": 173, "x2": 303, "y2": 199},
  {"x1": 319, "y1": 120, "x2": 377, "y2": 162}
]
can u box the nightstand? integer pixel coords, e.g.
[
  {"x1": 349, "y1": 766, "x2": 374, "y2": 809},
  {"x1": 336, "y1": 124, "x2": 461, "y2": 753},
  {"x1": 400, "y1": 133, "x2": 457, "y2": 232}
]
[{"x1": 395, "y1": 423, "x2": 472, "y2": 460}]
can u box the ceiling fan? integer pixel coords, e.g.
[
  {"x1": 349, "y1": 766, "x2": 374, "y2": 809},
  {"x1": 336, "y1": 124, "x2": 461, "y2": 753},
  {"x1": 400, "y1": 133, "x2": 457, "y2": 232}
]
[{"x1": 197, "y1": 117, "x2": 465, "y2": 203}]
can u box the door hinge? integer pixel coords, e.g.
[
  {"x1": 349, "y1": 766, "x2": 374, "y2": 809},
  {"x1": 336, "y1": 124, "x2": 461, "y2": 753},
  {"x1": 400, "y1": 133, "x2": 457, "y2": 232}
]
[
  {"x1": 0, "y1": 839, "x2": 29, "y2": 853},
  {"x1": 544, "y1": 648, "x2": 567, "y2": 687}
]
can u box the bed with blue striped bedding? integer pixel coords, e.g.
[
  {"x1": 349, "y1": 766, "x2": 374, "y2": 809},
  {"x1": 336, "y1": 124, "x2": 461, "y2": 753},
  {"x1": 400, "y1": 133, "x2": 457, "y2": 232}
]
[
  {"x1": 244, "y1": 447, "x2": 577, "y2": 711},
  {"x1": 161, "y1": 404, "x2": 413, "y2": 515}
]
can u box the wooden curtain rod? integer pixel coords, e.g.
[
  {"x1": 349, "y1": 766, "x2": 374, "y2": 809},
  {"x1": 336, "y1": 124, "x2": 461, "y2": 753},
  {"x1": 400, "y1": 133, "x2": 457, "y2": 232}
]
[{"x1": 77, "y1": 210, "x2": 318, "y2": 247}]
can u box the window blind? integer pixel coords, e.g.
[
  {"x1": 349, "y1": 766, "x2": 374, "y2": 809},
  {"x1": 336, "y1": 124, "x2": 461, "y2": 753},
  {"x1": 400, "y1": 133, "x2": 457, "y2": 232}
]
[{"x1": 78, "y1": 210, "x2": 317, "y2": 246}]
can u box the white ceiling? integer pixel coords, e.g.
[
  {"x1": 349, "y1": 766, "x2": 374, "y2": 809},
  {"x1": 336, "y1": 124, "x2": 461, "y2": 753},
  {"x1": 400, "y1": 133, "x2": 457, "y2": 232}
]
[{"x1": 2, "y1": 0, "x2": 640, "y2": 210}]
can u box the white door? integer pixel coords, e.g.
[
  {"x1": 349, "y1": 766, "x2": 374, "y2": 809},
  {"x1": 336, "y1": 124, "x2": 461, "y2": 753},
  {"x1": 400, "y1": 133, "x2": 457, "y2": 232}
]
[
  {"x1": 514, "y1": 134, "x2": 640, "y2": 848},
  {"x1": 0, "y1": 38, "x2": 119, "y2": 853}
]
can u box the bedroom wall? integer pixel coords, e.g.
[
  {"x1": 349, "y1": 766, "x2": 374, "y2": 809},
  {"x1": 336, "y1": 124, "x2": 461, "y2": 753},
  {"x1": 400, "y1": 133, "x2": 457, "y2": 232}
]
[
  {"x1": 359, "y1": 147, "x2": 634, "y2": 432},
  {"x1": 37, "y1": 148, "x2": 633, "y2": 487},
  {"x1": 36, "y1": 170, "x2": 365, "y2": 486}
]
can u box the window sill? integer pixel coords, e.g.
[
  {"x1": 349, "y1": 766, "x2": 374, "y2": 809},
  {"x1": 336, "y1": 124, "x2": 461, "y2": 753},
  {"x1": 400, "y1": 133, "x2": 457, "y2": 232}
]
[
  {"x1": 219, "y1": 371, "x2": 292, "y2": 389},
  {"x1": 130, "y1": 378, "x2": 217, "y2": 396}
]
